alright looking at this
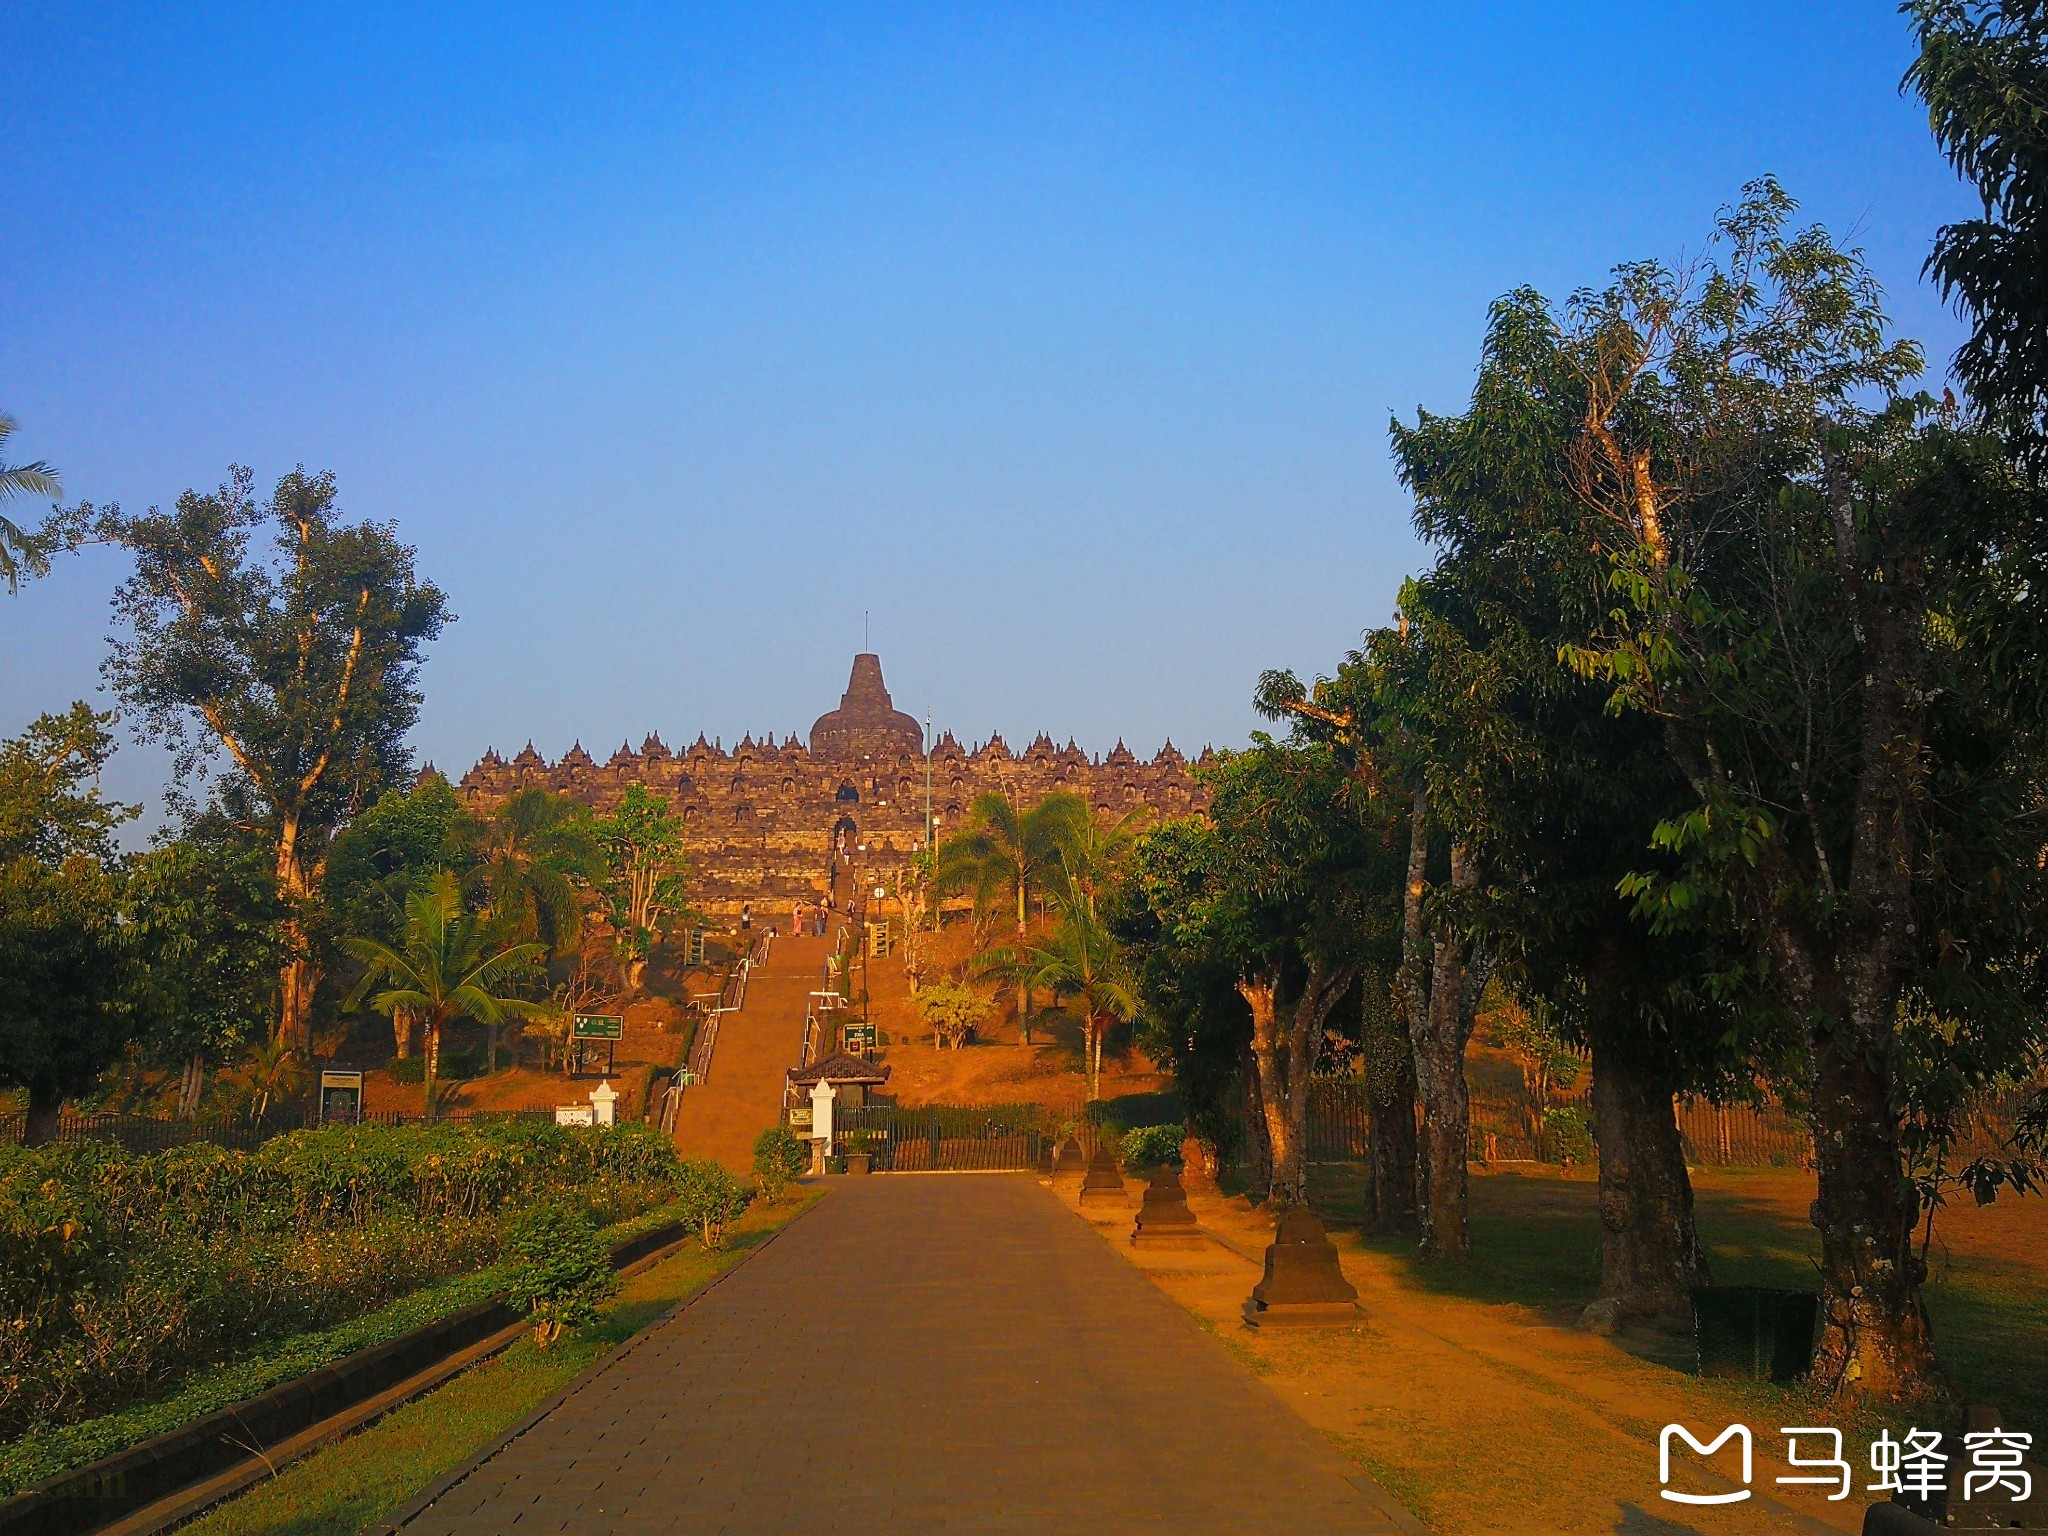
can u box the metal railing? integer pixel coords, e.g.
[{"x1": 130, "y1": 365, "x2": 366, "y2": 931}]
[{"x1": 660, "y1": 932, "x2": 778, "y2": 1131}]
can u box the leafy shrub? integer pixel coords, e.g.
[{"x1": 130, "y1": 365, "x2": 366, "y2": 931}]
[
  {"x1": 752, "y1": 1126, "x2": 808, "y2": 1202},
  {"x1": 674, "y1": 1158, "x2": 745, "y2": 1249},
  {"x1": 0, "y1": 1121, "x2": 684, "y2": 1440},
  {"x1": 1083, "y1": 1090, "x2": 1184, "y2": 1131},
  {"x1": 503, "y1": 1202, "x2": 619, "y2": 1346},
  {"x1": 385, "y1": 1048, "x2": 488, "y2": 1084},
  {"x1": 1543, "y1": 1105, "x2": 1595, "y2": 1168},
  {"x1": 0, "y1": 1197, "x2": 694, "y2": 1497},
  {"x1": 912, "y1": 982, "x2": 994, "y2": 1048},
  {"x1": 1119, "y1": 1123, "x2": 1186, "y2": 1170}
]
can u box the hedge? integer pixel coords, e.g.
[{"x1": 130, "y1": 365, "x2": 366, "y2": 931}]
[{"x1": 0, "y1": 1122, "x2": 694, "y2": 1445}]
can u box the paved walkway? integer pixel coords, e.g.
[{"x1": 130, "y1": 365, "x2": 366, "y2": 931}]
[
  {"x1": 670, "y1": 932, "x2": 830, "y2": 1173},
  {"x1": 395, "y1": 1176, "x2": 1408, "y2": 1534}
]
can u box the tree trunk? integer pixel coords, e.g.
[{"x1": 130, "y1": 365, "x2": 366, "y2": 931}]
[
  {"x1": 274, "y1": 819, "x2": 319, "y2": 1054},
  {"x1": 177, "y1": 1051, "x2": 207, "y2": 1120},
  {"x1": 1241, "y1": 973, "x2": 1303, "y2": 1206},
  {"x1": 23, "y1": 1082, "x2": 62, "y2": 1147},
  {"x1": 1588, "y1": 1040, "x2": 1705, "y2": 1319},
  {"x1": 1018, "y1": 880, "x2": 1033, "y2": 1045},
  {"x1": 1240, "y1": 1045, "x2": 1273, "y2": 1198},
  {"x1": 393, "y1": 1009, "x2": 413, "y2": 1059},
  {"x1": 1409, "y1": 836, "x2": 1487, "y2": 1261},
  {"x1": 424, "y1": 1018, "x2": 442, "y2": 1121},
  {"x1": 1279, "y1": 960, "x2": 1358, "y2": 1210},
  {"x1": 487, "y1": 1021, "x2": 499, "y2": 1075},
  {"x1": 1367, "y1": 1054, "x2": 1420, "y2": 1237},
  {"x1": 1808, "y1": 1028, "x2": 1937, "y2": 1398}
]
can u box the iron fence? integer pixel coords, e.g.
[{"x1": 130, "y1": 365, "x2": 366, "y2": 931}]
[
  {"x1": 0, "y1": 1109, "x2": 308, "y2": 1153},
  {"x1": 834, "y1": 1103, "x2": 1052, "y2": 1172}
]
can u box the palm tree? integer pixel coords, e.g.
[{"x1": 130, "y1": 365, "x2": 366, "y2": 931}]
[
  {"x1": 980, "y1": 903, "x2": 1136, "y2": 1100},
  {"x1": 342, "y1": 871, "x2": 546, "y2": 1116},
  {"x1": 469, "y1": 788, "x2": 599, "y2": 951},
  {"x1": 467, "y1": 788, "x2": 600, "y2": 1066},
  {"x1": 1038, "y1": 804, "x2": 1149, "y2": 921},
  {"x1": 936, "y1": 789, "x2": 1089, "y2": 1041},
  {"x1": 0, "y1": 414, "x2": 60, "y2": 595}
]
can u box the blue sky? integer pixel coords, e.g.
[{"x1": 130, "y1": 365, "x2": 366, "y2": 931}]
[{"x1": 1, "y1": 3, "x2": 1975, "y2": 831}]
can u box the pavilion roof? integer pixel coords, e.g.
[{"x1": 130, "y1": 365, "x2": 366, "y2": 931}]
[{"x1": 788, "y1": 1051, "x2": 893, "y2": 1087}]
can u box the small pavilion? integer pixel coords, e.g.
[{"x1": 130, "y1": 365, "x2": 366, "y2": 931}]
[{"x1": 787, "y1": 1051, "x2": 893, "y2": 1109}]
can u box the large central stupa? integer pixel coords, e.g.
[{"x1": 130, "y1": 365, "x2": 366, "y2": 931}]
[{"x1": 808, "y1": 653, "x2": 924, "y2": 760}]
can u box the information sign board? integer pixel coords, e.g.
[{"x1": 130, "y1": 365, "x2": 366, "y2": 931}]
[{"x1": 318, "y1": 1070, "x2": 364, "y2": 1126}]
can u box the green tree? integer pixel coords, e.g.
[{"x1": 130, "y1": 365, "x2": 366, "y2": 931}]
[
  {"x1": 89, "y1": 467, "x2": 449, "y2": 1054},
  {"x1": 1539, "y1": 184, "x2": 2048, "y2": 1398},
  {"x1": 1115, "y1": 819, "x2": 1277, "y2": 1197},
  {"x1": 1129, "y1": 741, "x2": 1398, "y2": 1203},
  {"x1": 341, "y1": 871, "x2": 545, "y2": 1115},
  {"x1": 937, "y1": 789, "x2": 1089, "y2": 1040},
  {"x1": 324, "y1": 773, "x2": 478, "y2": 1057},
  {"x1": 126, "y1": 830, "x2": 288, "y2": 1117},
  {"x1": 504, "y1": 1201, "x2": 618, "y2": 1347},
  {"x1": 0, "y1": 707, "x2": 138, "y2": 1143},
  {"x1": 1908, "y1": 0, "x2": 2048, "y2": 463},
  {"x1": 597, "y1": 784, "x2": 689, "y2": 994},
  {"x1": 983, "y1": 903, "x2": 1136, "y2": 1101},
  {"x1": 752, "y1": 1125, "x2": 810, "y2": 1201},
  {"x1": 911, "y1": 980, "x2": 995, "y2": 1050},
  {"x1": 471, "y1": 786, "x2": 600, "y2": 959},
  {"x1": 325, "y1": 776, "x2": 476, "y2": 933},
  {"x1": 1336, "y1": 282, "x2": 1774, "y2": 1309},
  {"x1": 1252, "y1": 663, "x2": 1474, "y2": 1251},
  {"x1": 0, "y1": 413, "x2": 60, "y2": 595}
]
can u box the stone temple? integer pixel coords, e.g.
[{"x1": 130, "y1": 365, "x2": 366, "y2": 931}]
[{"x1": 457, "y1": 653, "x2": 1209, "y2": 918}]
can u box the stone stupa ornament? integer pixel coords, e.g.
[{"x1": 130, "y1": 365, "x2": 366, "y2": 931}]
[
  {"x1": 1241, "y1": 1205, "x2": 1360, "y2": 1328},
  {"x1": 1051, "y1": 1137, "x2": 1086, "y2": 1192},
  {"x1": 1077, "y1": 1141, "x2": 1128, "y2": 1207},
  {"x1": 1130, "y1": 1165, "x2": 1205, "y2": 1250}
]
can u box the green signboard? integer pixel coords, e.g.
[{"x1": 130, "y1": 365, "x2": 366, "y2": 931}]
[{"x1": 572, "y1": 1013, "x2": 625, "y2": 1040}]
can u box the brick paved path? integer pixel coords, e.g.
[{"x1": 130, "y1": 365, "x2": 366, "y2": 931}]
[{"x1": 396, "y1": 1176, "x2": 1410, "y2": 1534}]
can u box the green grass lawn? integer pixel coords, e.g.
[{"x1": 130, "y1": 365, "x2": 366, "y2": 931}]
[
  {"x1": 178, "y1": 1191, "x2": 818, "y2": 1536},
  {"x1": 1309, "y1": 1160, "x2": 2048, "y2": 1434}
]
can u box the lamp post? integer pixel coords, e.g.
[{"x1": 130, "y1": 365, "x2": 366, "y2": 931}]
[{"x1": 924, "y1": 711, "x2": 935, "y2": 932}]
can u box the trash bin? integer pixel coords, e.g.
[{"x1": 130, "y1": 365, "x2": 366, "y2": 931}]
[{"x1": 1692, "y1": 1286, "x2": 1818, "y2": 1382}]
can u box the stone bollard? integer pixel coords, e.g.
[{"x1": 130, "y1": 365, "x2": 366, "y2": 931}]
[
  {"x1": 1178, "y1": 1134, "x2": 1217, "y2": 1195},
  {"x1": 1051, "y1": 1137, "x2": 1086, "y2": 1193},
  {"x1": 1242, "y1": 1206, "x2": 1360, "y2": 1328},
  {"x1": 1130, "y1": 1166, "x2": 1205, "y2": 1249},
  {"x1": 1077, "y1": 1142, "x2": 1128, "y2": 1207}
]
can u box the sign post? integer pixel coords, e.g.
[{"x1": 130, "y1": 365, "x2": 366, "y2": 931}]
[
  {"x1": 318, "y1": 1070, "x2": 364, "y2": 1126},
  {"x1": 570, "y1": 1014, "x2": 624, "y2": 1077}
]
